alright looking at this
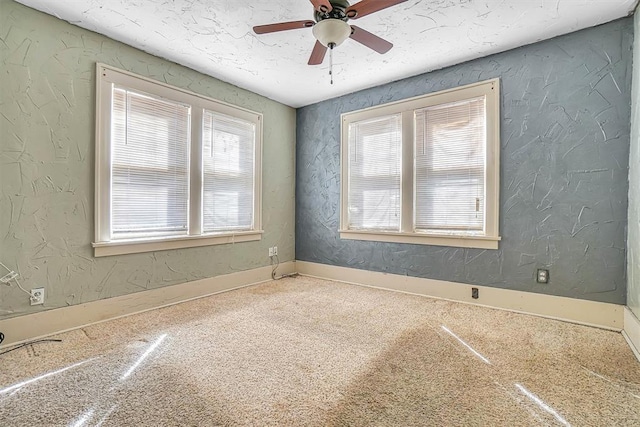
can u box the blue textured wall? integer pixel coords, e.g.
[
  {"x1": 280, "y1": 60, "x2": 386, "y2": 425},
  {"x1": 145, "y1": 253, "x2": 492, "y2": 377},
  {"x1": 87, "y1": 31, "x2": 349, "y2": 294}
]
[
  {"x1": 296, "y1": 18, "x2": 633, "y2": 304},
  {"x1": 629, "y1": 9, "x2": 640, "y2": 318}
]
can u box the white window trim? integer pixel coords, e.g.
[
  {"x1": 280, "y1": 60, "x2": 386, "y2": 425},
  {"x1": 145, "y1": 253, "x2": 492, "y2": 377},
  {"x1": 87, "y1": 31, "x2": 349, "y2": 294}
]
[
  {"x1": 93, "y1": 63, "x2": 263, "y2": 257},
  {"x1": 92, "y1": 231, "x2": 263, "y2": 257},
  {"x1": 340, "y1": 79, "x2": 501, "y2": 250}
]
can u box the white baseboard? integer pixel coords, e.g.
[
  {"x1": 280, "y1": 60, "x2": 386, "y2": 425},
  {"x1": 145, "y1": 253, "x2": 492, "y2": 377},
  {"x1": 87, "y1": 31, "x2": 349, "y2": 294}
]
[
  {"x1": 2, "y1": 260, "x2": 629, "y2": 354},
  {"x1": 0, "y1": 261, "x2": 295, "y2": 348},
  {"x1": 296, "y1": 261, "x2": 624, "y2": 331},
  {"x1": 623, "y1": 307, "x2": 640, "y2": 362}
]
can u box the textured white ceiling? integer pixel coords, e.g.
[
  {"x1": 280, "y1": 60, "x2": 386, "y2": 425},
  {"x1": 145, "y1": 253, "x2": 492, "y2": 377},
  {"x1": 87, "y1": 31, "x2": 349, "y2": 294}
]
[{"x1": 14, "y1": 0, "x2": 638, "y2": 108}]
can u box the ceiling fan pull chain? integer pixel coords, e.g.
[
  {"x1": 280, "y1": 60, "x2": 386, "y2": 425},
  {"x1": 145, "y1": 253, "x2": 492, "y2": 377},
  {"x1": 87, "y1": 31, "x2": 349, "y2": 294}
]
[
  {"x1": 330, "y1": 47, "x2": 333, "y2": 84},
  {"x1": 329, "y1": 42, "x2": 334, "y2": 85}
]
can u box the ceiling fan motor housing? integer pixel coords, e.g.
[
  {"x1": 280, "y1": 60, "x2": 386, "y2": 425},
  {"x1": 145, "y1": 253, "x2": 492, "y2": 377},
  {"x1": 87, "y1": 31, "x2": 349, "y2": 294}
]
[{"x1": 314, "y1": 0, "x2": 351, "y2": 23}]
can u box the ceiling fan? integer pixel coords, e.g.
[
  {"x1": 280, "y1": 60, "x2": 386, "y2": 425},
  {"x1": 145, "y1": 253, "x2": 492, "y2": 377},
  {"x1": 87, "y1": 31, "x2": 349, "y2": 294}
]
[{"x1": 253, "y1": 0, "x2": 408, "y2": 81}]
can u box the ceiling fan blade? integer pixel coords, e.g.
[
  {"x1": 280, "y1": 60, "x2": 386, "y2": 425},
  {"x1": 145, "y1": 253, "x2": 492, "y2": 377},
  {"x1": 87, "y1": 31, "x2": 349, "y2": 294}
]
[
  {"x1": 346, "y1": 0, "x2": 408, "y2": 19},
  {"x1": 310, "y1": 0, "x2": 333, "y2": 13},
  {"x1": 253, "y1": 20, "x2": 315, "y2": 34},
  {"x1": 349, "y1": 26, "x2": 393, "y2": 54},
  {"x1": 308, "y1": 41, "x2": 328, "y2": 65}
]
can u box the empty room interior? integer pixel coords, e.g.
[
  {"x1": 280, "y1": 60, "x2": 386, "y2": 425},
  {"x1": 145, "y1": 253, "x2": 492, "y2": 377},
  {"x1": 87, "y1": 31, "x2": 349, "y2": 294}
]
[{"x1": 2, "y1": 0, "x2": 640, "y2": 425}]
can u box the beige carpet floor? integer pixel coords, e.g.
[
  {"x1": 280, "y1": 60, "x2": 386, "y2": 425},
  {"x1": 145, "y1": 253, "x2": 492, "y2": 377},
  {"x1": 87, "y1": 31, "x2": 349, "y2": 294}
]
[{"x1": 0, "y1": 275, "x2": 639, "y2": 426}]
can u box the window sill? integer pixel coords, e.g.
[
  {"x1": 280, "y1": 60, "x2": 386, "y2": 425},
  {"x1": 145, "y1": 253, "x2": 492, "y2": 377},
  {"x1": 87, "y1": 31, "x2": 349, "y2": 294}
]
[
  {"x1": 339, "y1": 230, "x2": 500, "y2": 250},
  {"x1": 92, "y1": 230, "x2": 263, "y2": 257}
]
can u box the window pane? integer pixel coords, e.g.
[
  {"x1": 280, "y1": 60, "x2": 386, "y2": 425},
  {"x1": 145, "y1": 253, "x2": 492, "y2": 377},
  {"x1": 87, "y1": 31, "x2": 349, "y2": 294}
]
[
  {"x1": 202, "y1": 110, "x2": 255, "y2": 232},
  {"x1": 348, "y1": 114, "x2": 402, "y2": 231},
  {"x1": 415, "y1": 97, "x2": 486, "y2": 233},
  {"x1": 111, "y1": 87, "x2": 190, "y2": 239}
]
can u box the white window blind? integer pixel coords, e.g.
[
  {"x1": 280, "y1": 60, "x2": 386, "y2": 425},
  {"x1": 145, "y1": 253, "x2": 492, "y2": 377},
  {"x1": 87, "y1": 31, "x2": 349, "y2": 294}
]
[
  {"x1": 415, "y1": 96, "x2": 486, "y2": 234},
  {"x1": 111, "y1": 87, "x2": 191, "y2": 239},
  {"x1": 348, "y1": 114, "x2": 402, "y2": 230},
  {"x1": 202, "y1": 110, "x2": 255, "y2": 232}
]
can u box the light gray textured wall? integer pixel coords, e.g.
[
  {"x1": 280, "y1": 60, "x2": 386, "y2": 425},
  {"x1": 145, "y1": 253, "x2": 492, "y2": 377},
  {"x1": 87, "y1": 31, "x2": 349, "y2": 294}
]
[
  {"x1": 0, "y1": 0, "x2": 296, "y2": 320},
  {"x1": 629, "y1": 9, "x2": 640, "y2": 319},
  {"x1": 297, "y1": 18, "x2": 633, "y2": 304}
]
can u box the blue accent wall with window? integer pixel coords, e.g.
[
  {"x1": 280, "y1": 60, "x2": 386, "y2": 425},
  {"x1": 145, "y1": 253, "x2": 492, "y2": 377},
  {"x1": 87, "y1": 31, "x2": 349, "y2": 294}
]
[{"x1": 296, "y1": 18, "x2": 633, "y2": 304}]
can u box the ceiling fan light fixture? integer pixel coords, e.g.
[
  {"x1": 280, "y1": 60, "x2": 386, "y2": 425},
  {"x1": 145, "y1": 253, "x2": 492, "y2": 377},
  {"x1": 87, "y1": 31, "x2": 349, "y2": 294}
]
[{"x1": 312, "y1": 19, "x2": 352, "y2": 48}]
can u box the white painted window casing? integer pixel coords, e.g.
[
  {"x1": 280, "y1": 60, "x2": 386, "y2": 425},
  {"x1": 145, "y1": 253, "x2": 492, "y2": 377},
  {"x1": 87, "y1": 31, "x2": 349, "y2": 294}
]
[
  {"x1": 94, "y1": 63, "x2": 263, "y2": 257},
  {"x1": 340, "y1": 79, "x2": 501, "y2": 250}
]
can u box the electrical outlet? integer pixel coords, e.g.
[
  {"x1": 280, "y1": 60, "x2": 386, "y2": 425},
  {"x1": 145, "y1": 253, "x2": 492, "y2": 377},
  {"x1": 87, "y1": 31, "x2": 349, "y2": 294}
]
[
  {"x1": 268, "y1": 247, "x2": 274, "y2": 257},
  {"x1": 536, "y1": 269, "x2": 549, "y2": 284},
  {"x1": 273, "y1": 246, "x2": 278, "y2": 256},
  {"x1": 471, "y1": 287, "x2": 479, "y2": 299},
  {"x1": 30, "y1": 288, "x2": 44, "y2": 305}
]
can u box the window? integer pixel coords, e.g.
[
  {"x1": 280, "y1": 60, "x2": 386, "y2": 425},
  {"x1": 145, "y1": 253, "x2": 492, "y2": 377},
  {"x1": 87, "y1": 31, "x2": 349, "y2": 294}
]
[
  {"x1": 94, "y1": 64, "x2": 262, "y2": 257},
  {"x1": 348, "y1": 114, "x2": 402, "y2": 230},
  {"x1": 340, "y1": 79, "x2": 500, "y2": 249}
]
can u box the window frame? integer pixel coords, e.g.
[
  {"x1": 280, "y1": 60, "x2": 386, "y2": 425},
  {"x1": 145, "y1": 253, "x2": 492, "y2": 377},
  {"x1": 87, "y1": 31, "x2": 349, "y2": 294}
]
[
  {"x1": 93, "y1": 63, "x2": 263, "y2": 257},
  {"x1": 340, "y1": 79, "x2": 501, "y2": 250}
]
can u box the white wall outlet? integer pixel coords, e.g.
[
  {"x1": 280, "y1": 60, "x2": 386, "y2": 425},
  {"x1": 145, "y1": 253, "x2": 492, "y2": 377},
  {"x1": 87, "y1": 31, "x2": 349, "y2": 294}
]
[
  {"x1": 273, "y1": 246, "x2": 278, "y2": 256},
  {"x1": 268, "y1": 247, "x2": 274, "y2": 257},
  {"x1": 30, "y1": 287, "x2": 45, "y2": 305}
]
